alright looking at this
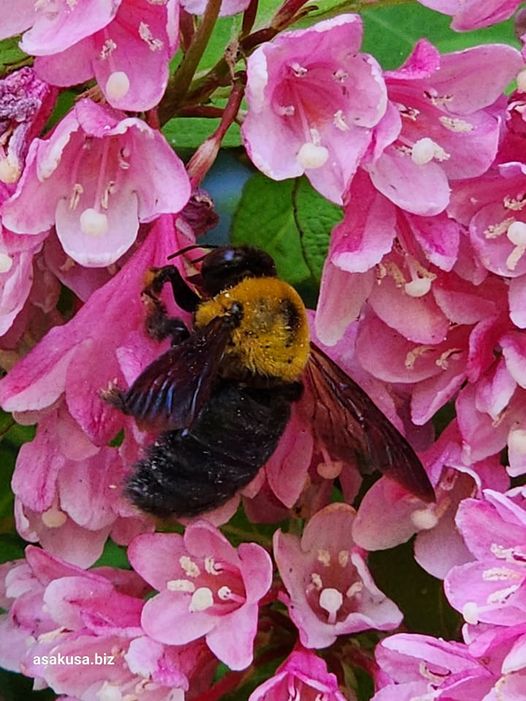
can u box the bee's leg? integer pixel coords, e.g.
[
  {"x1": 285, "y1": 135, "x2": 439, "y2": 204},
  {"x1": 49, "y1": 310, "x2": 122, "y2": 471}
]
[
  {"x1": 144, "y1": 265, "x2": 200, "y2": 312},
  {"x1": 142, "y1": 266, "x2": 199, "y2": 346}
]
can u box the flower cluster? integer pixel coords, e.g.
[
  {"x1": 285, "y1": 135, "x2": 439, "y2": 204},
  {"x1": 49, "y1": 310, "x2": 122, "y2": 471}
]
[{"x1": 0, "y1": 1, "x2": 525, "y2": 700}]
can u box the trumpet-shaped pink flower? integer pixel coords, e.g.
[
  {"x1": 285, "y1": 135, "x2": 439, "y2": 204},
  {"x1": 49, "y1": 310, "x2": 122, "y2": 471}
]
[
  {"x1": 248, "y1": 648, "x2": 347, "y2": 701},
  {"x1": 0, "y1": 216, "x2": 190, "y2": 444},
  {"x1": 0, "y1": 546, "x2": 214, "y2": 700},
  {"x1": 353, "y1": 422, "x2": 508, "y2": 578},
  {"x1": 11, "y1": 403, "x2": 152, "y2": 567},
  {"x1": 363, "y1": 40, "x2": 522, "y2": 216},
  {"x1": 34, "y1": 0, "x2": 178, "y2": 111},
  {"x1": 445, "y1": 489, "x2": 526, "y2": 628},
  {"x1": 2, "y1": 99, "x2": 191, "y2": 267},
  {"x1": 417, "y1": 0, "x2": 521, "y2": 30},
  {"x1": 274, "y1": 503, "x2": 402, "y2": 648},
  {"x1": 242, "y1": 14, "x2": 387, "y2": 204},
  {"x1": 128, "y1": 521, "x2": 273, "y2": 670},
  {"x1": 373, "y1": 633, "x2": 493, "y2": 700},
  {"x1": 0, "y1": 0, "x2": 122, "y2": 55}
]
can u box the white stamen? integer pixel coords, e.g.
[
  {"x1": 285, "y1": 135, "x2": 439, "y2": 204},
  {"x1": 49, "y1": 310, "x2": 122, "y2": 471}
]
[
  {"x1": 138, "y1": 22, "x2": 164, "y2": 51},
  {"x1": 297, "y1": 142, "x2": 329, "y2": 169},
  {"x1": 405, "y1": 345, "x2": 433, "y2": 369},
  {"x1": 517, "y1": 69, "x2": 526, "y2": 93},
  {"x1": 404, "y1": 277, "x2": 432, "y2": 297},
  {"x1": 179, "y1": 555, "x2": 200, "y2": 577},
  {"x1": 338, "y1": 550, "x2": 349, "y2": 567},
  {"x1": 189, "y1": 586, "x2": 214, "y2": 612},
  {"x1": 485, "y1": 217, "x2": 514, "y2": 239},
  {"x1": 0, "y1": 156, "x2": 20, "y2": 184},
  {"x1": 80, "y1": 208, "x2": 109, "y2": 237},
  {"x1": 319, "y1": 587, "x2": 343, "y2": 623},
  {"x1": 508, "y1": 428, "x2": 526, "y2": 454},
  {"x1": 462, "y1": 601, "x2": 479, "y2": 625},
  {"x1": 310, "y1": 572, "x2": 323, "y2": 589},
  {"x1": 100, "y1": 38, "x2": 117, "y2": 59},
  {"x1": 166, "y1": 579, "x2": 195, "y2": 592},
  {"x1": 0, "y1": 253, "x2": 13, "y2": 274},
  {"x1": 346, "y1": 581, "x2": 363, "y2": 598},
  {"x1": 487, "y1": 584, "x2": 519, "y2": 604},
  {"x1": 507, "y1": 220, "x2": 526, "y2": 246},
  {"x1": 217, "y1": 586, "x2": 232, "y2": 601},
  {"x1": 504, "y1": 195, "x2": 526, "y2": 211},
  {"x1": 410, "y1": 508, "x2": 439, "y2": 530},
  {"x1": 204, "y1": 556, "x2": 222, "y2": 575},
  {"x1": 506, "y1": 245, "x2": 526, "y2": 271},
  {"x1": 290, "y1": 62, "x2": 308, "y2": 77},
  {"x1": 106, "y1": 71, "x2": 130, "y2": 100},
  {"x1": 333, "y1": 110, "x2": 349, "y2": 132},
  {"x1": 411, "y1": 137, "x2": 449, "y2": 165},
  {"x1": 278, "y1": 105, "x2": 295, "y2": 117},
  {"x1": 333, "y1": 69, "x2": 348, "y2": 82},
  {"x1": 317, "y1": 549, "x2": 331, "y2": 566},
  {"x1": 69, "y1": 183, "x2": 83, "y2": 210},
  {"x1": 482, "y1": 567, "x2": 521, "y2": 582},
  {"x1": 41, "y1": 506, "x2": 67, "y2": 528},
  {"x1": 439, "y1": 116, "x2": 473, "y2": 133}
]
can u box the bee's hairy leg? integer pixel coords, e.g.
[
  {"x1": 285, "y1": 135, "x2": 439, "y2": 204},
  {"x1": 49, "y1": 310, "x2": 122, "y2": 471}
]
[
  {"x1": 142, "y1": 265, "x2": 199, "y2": 346},
  {"x1": 144, "y1": 265, "x2": 200, "y2": 312}
]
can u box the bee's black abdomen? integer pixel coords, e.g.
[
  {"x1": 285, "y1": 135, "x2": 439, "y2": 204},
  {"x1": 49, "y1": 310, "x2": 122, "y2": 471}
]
[{"x1": 125, "y1": 381, "x2": 293, "y2": 517}]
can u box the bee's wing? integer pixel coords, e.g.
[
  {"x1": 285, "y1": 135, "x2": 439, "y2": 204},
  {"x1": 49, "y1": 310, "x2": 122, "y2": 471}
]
[
  {"x1": 304, "y1": 343, "x2": 435, "y2": 503},
  {"x1": 108, "y1": 317, "x2": 232, "y2": 431}
]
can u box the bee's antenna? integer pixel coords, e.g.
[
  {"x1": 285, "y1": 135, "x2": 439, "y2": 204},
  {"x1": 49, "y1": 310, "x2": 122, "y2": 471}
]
[{"x1": 167, "y1": 243, "x2": 218, "y2": 260}]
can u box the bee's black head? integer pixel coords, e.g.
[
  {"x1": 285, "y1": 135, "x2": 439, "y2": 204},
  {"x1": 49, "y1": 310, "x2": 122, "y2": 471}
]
[{"x1": 200, "y1": 246, "x2": 277, "y2": 296}]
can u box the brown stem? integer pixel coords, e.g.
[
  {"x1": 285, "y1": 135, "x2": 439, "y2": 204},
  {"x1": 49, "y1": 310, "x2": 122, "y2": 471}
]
[
  {"x1": 241, "y1": 0, "x2": 259, "y2": 37},
  {"x1": 159, "y1": 0, "x2": 223, "y2": 124}
]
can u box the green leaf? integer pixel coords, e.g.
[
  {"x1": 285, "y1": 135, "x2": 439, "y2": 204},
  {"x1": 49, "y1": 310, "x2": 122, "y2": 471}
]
[
  {"x1": 198, "y1": 16, "x2": 240, "y2": 72},
  {"x1": 163, "y1": 116, "x2": 241, "y2": 149},
  {"x1": 0, "y1": 669, "x2": 55, "y2": 701},
  {"x1": 93, "y1": 539, "x2": 131, "y2": 569},
  {"x1": 293, "y1": 178, "x2": 342, "y2": 282},
  {"x1": 0, "y1": 37, "x2": 26, "y2": 73},
  {"x1": 231, "y1": 173, "x2": 311, "y2": 285},
  {"x1": 361, "y1": 4, "x2": 518, "y2": 70},
  {"x1": 0, "y1": 533, "x2": 26, "y2": 563},
  {"x1": 369, "y1": 540, "x2": 461, "y2": 639}
]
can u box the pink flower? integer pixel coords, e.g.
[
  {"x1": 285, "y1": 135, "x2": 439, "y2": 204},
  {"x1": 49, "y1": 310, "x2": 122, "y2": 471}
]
[
  {"x1": 11, "y1": 403, "x2": 152, "y2": 567},
  {"x1": 0, "y1": 218, "x2": 191, "y2": 563},
  {"x1": 274, "y1": 503, "x2": 403, "y2": 648},
  {"x1": 34, "y1": 0, "x2": 178, "y2": 111},
  {"x1": 0, "y1": 67, "x2": 57, "y2": 184},
  {"x1": 128, "y1": 521, "x2": 273, "y2": 670},
  {"x1": 242, "y1": 14, "x2": 387, "y2": 204},
  {"x1": 0, "y1": 219, "x2": 49, "y2": 339},
  {"x1": 373, "y1": 633, "x2": 493, "y2": 700},
  {"x1": 2, "y1": 99, "x2": 191, "y2": 267},
  {"x1": 0, "y1": 545, "x2": 214, "y2": 700},
  {"x1": 353, "y1": 422, "x2": 508, "y2": 579},
  {"x1": 363, "y1": 40, "x2": 522, "y2": 216},
  {"x1": 0, "y1": 216, "x2": 189, "y2": 444},
  {"x1": 445, "y1": 489, "x2": 526, "y2": 628},
  {"x1": 248, "y1": 648, "x2": 347, "y2": 701},
  {"x1": 182, "y1": 0, "x2": 250, "y2": 17},
  {"x1": 417, "y1": 0, "x2": 521, "y2": 30},
  {"x1": 0, "y1": 0, "x2": 122, "y2": 56}
]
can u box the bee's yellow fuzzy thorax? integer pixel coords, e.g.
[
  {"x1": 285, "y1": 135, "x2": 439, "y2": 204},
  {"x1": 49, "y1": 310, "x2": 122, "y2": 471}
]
[{"x1": 195, "y1": 276, "x2": 310, "y2": 382}]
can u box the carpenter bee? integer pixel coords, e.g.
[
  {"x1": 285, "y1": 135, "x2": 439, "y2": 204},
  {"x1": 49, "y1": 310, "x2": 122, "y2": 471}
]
[{"x1": 104, "y1": 245, "x2": 434, "y2": 517}]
